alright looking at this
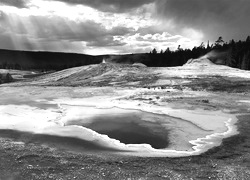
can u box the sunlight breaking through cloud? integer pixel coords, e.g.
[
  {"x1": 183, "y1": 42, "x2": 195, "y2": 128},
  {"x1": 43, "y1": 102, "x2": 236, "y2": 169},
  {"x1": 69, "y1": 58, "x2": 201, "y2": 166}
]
[
  {"x1": 0, "y1": 0, "x2": 248, "y2": 54},
  {"x1": 0, "y1": 0, "x2": 184, "y2": 54}
]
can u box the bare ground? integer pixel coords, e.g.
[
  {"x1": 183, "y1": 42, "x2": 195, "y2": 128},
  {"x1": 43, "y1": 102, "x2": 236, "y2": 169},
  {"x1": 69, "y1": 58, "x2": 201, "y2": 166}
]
[
  {"x1": 0, "y1": 114, "x2": 249, "y2": 180},
  {"x1": 1, "y1": 63, "x2": 250, "y2": 179}
]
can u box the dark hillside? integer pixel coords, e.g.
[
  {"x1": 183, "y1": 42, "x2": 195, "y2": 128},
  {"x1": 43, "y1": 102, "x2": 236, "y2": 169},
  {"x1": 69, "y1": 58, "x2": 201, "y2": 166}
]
[{"x1": 0, "y1": 49, "x2": 103, "y2": 70}]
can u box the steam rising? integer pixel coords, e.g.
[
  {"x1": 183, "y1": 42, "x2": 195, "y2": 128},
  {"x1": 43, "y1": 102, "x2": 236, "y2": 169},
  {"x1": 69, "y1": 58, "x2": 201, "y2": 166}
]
[
  {"x1": 201, "y1": 50, "x2": 228, "y2": 60},
  {"x1": 200, "y1": 50, "x2": 228, "y2": 64}
]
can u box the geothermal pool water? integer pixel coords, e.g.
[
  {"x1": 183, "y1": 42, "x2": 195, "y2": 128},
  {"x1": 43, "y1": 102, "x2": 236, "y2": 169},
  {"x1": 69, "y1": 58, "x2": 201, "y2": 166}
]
[
  {"x1": 65, "y1": 113, "x2": 170, "y2": 149},
  {"x1": 59, "y1": 105, "x2": 218, "y2": 154},
  {"x1": 0, "y1": 98, "x2": 238, "y2": 157}
]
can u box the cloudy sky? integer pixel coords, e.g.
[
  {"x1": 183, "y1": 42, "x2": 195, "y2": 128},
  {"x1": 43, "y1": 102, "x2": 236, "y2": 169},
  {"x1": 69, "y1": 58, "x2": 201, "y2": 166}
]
[{"x1": 0, "y1": 0, "x2": 249, "y2": 55}]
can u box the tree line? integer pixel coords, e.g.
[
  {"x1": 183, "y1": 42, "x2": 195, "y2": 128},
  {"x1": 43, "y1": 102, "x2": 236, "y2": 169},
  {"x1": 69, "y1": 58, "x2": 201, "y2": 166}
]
[
  {"x1": 0, "y1": 36, "x2": 250, "y2": 71},
  {"x1": 145, "y1": 36, "x2": 250, "y2": 70}
]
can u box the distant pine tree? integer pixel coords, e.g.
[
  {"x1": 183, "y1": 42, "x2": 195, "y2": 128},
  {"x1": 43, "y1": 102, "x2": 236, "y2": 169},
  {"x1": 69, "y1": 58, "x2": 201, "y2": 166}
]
[
  {"x1": 152, "y1": 48, "x2": 157, "y2": 54},
  {"x1": 215, "y1": 36, "x2": 224, "y2": 48},
  {"x1": 246, "y1": 36, "x2": 250, "y2": 43},
  {"x1": 241, "y1": 51, "x2": 250, "y2": 70}
]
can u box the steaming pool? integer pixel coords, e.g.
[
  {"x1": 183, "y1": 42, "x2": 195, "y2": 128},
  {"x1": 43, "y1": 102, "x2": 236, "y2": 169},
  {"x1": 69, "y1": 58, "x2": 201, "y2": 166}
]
[{"x1": 0, "y1": 98, "x2": 238, "y2": 157}]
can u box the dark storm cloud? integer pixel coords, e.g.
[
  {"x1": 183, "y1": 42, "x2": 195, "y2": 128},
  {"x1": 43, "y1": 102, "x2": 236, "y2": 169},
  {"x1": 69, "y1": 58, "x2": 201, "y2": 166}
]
[
  {"x1": 0, "y1": 33, "x2": 16, "y2": 50},
  {"x1": 28, "y1": 16, "x2": 108, "y2": 42},
  {"x1": 0, "y1": 0, "x2": 27, "y2": 8},
  {"x1": 87, "y1": 36, "x2": 126, "y2": 47},
  {"x1": 27, "y1": 16, "x2": 133, "y2": 44},
  {"x1": 50, "y1": 0, "x2": 154, "y2": 12},
  {"x1": 155, "y1": 0, "x2": 250, "y2": 41}
]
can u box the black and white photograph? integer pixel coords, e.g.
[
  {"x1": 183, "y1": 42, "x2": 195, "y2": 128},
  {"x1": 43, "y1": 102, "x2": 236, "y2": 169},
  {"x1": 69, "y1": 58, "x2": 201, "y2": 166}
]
[{"x1": 0, "y1": 0, "x2": 250, "y2": 179}]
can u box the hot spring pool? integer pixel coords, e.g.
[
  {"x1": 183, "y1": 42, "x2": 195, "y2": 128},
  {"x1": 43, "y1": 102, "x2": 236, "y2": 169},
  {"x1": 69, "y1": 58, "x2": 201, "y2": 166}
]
[
  {"x1": 0, "y1": 100, "x2": 237, "y2": 157},
  {"x1": 60, "y1": 106, "x2": 213, "y2": 154},
  {"x1": 65, "y1": 113, "x2": 170, "y2": 149}
]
